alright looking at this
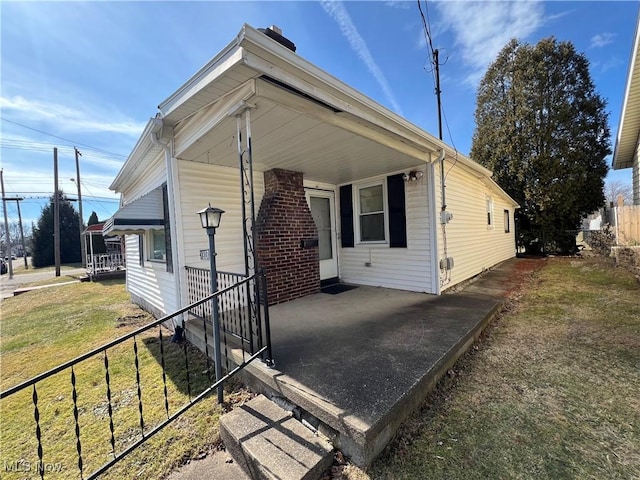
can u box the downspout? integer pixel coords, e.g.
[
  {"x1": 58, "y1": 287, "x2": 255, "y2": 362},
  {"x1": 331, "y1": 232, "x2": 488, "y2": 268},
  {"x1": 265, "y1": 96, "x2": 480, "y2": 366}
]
[
  {"x1": 435, "y1": 147, "x2": 452, "y2": 289},
  {"x1": 428, "y1": 148, "x2": 446, "y2": 295},
  {"x1": 427, "y1": 163, "x2": 441, "y2": 295},
  {"x1": 436, "y1": 148, "x2": 446, "y2": 213},
  {"x1": 150, "y1": 118, "x2": 184, "y2": 315}
]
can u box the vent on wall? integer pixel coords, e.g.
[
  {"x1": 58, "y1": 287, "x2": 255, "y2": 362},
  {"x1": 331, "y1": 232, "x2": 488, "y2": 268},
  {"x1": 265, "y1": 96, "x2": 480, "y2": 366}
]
[{"x1": 258, "y1": 25, "x2": 297, "y2": 52}]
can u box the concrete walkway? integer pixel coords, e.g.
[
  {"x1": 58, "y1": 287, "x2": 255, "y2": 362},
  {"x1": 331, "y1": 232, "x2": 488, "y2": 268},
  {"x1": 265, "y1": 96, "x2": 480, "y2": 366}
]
[
  {"x1": 171, "y1": 257, "x2": 541, "y2": 478},
  {"x1": 0, "y1": 268, "x2": 87, "y2": 299}
]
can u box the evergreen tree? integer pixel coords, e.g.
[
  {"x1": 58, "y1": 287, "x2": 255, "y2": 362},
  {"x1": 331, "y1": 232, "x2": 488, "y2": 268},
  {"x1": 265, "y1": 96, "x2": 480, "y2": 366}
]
[
  {"x1": 32, "y1": 192, "x2": 82, "y2": 267},
  {"x1": 87, "y1": 211, "x2": 107, "y2": 254},
  {"x1": 471, "y1": 38, "x2": 610, "y2": 254}
]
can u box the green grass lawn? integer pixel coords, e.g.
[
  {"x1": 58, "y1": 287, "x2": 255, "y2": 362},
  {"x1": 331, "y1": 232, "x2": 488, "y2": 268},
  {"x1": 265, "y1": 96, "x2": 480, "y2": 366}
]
[
  {"x1": 0, "y1": 279, "x2": 239, "y2": 480},
  {"x1": 347, "y1": 256, "x2": 640, "y2": 480}
]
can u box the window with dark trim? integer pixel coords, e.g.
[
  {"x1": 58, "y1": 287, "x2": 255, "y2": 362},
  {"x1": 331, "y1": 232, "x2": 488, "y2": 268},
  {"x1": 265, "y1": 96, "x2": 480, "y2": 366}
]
[
  {"x1": 144, "y1": 183, "x2": 173, "y2": 273},
  {"x1": 339, "y1": 174, "x2": 406, "y2": 248},
  {"x1": 504, "y1": 209, "x2": 510, "y2": 233}
]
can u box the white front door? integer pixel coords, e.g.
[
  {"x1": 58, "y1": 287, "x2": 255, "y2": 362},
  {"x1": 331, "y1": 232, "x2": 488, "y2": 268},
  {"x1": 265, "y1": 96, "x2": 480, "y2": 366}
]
[{"x1": 307, "y1": 190, "x2": 338, "y2": 280}]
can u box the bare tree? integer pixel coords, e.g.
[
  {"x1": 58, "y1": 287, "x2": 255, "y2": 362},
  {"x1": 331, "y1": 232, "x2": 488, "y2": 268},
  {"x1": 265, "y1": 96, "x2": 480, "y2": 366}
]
[{"x1": 605, "y1": 180, "x2": 633, "y2": 206}]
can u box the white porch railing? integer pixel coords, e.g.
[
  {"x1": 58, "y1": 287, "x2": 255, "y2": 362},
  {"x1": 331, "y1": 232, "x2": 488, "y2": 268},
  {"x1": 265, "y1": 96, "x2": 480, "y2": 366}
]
[{"x1": 87, "y1": 253, "x2": 126, "y2": 276}]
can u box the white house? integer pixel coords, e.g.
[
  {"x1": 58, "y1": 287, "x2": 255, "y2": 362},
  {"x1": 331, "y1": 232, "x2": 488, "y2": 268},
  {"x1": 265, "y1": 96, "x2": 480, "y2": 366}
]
[
  {"x1": 613, "y1": 11, "x2": 640, "y2": 205},
  {"x1": 105, "y1": 24, "x2": 518, "y2": 321}
]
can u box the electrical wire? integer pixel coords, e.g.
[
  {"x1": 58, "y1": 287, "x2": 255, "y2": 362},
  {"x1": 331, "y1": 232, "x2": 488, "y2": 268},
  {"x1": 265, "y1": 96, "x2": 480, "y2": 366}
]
[
  {"x1": 79, "y1": 180, "x2": 117, "y2": 217},
  {"x1": 0, "y1": 117, "x2": 128, "y2": 158}
]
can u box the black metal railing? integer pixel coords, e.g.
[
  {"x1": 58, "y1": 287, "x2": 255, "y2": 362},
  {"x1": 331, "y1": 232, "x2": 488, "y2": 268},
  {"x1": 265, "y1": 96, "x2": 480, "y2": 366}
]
[
  {"x1": 0, "y1": 271, "x2": 272, "y2": 480},
  {"x1": 185, "y1": 267, "x2": 272, "y2": 363}
]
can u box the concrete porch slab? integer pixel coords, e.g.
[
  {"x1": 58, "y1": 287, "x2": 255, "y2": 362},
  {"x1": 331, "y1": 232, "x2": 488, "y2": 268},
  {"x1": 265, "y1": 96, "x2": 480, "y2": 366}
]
[{"x1": 231, "y1": 258, "x2": 536, "y2": 466}]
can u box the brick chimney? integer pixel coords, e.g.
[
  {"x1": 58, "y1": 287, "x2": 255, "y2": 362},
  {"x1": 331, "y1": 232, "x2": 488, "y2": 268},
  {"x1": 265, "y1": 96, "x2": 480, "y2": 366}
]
[{"x1": 256, "y1": 169, "x2": 320, "y2": 305}]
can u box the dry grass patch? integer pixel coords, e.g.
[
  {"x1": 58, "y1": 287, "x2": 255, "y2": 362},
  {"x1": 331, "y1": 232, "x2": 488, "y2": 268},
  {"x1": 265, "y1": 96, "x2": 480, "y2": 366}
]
[
  {"x1": 0, "y1": 279, "x2": 246, "y2": 479},
  {"x1": 351, "y1": 256, "x2": 640, "y2": 480}
]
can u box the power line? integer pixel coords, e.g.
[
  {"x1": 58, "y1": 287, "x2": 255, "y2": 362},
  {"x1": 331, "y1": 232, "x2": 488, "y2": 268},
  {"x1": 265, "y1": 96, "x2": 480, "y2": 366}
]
[
  {"x1": 0, "y1": 117, "x2": 128, "y2": 158},
  {"x1": 79, "y1": 180, "x2": 117, "y2": 217},
  {"x1": 4, "y1": 192, "x2": 120, "y2": 201}
]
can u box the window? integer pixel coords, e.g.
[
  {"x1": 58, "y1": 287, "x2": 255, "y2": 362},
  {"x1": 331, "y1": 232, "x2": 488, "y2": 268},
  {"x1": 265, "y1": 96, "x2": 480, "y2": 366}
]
[
  {"x1": 358, "y1": 183, "x2": 386, "y2": 242},
  {"x1": 138, "y1": 235, "x2": 144, "y2": 266},
  {"x1": 340, "y1": 175, "x2": 406, "y2": 248},
  {"x1": 486, "y1": 196, "x2": 494, "y2": 227},
  {"x1": 149, "y1": 229, "x2": 166, "y2": 261},
  {"x1": 504, "y1": 209, "x2": 510, "y2": 233}
]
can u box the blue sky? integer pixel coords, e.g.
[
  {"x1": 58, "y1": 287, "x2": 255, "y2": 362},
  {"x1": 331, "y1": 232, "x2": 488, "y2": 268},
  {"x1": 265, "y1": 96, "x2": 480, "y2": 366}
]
[{"x1": 1, "y1": 1, "x2": 638, "y2": 229}]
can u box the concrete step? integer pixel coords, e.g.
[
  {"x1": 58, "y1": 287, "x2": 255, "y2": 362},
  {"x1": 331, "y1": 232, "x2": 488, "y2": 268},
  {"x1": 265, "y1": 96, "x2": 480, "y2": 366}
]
[{"x1": 220, "y1": 394, "x2": 334, "y2": 480}]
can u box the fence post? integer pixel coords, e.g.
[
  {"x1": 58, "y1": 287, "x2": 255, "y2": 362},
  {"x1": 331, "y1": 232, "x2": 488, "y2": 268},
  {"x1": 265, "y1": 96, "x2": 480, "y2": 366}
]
[{"x1": 260, "y1": 270, "x2": 274, "y2": 366}]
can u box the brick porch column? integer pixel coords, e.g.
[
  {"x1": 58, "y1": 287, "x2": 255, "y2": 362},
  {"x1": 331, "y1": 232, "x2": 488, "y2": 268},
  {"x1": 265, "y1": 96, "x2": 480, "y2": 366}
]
[{"x1": 256, "y1": 169, "x2": 320, "y2": 305}]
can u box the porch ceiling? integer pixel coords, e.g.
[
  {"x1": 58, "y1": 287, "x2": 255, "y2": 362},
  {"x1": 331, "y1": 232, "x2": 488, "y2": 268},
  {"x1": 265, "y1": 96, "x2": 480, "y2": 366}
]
[{"x1": 175, "y1": 89, "x2": 429, "y2": 185}]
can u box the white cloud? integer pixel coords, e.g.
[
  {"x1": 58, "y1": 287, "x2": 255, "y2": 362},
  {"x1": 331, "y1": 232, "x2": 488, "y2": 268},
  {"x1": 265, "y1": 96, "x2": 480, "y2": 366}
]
[
  {"x1": 385, "y1": 1, "x2": 411, "y2": 10},
  {"x1": 590, "y1": 33, "x2": 615, "y2": 49},
  {"x1": 320, "y1": 0, "x2": 403, "y2": 115},
  {"x1": 0, "y1": 95, "x2": 145, "y2": 137},
  {"x1": 435, "y1": 1, "x2": 545, "y2": 85}
]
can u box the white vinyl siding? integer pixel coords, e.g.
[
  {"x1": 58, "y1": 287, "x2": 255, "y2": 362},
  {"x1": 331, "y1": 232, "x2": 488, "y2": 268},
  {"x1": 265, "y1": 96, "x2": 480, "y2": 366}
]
[
  {"x1": 435, "y1": 158, "x2": 516, "y2": 291},
  {"x1": 124, "y1": 234, "x2": 177, "y2": 316},
  {"x1": 120, "y1": 152, "x2": 166, "y2": 205},
  {"x1": 177, "y1": 161, "x2": 265, "y2": 273},
  {"x1": 116, "y1": 152, "x2": 178, "y2": 316},
  {"x1": 339, "y1": 166, "x2": 434, "y2": 293}
]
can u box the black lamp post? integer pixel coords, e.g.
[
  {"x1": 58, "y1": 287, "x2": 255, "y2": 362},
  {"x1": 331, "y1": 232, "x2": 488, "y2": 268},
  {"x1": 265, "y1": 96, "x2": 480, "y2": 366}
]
[{"x1": 197, "y1": 204, "x2": 225, "y2": 403}]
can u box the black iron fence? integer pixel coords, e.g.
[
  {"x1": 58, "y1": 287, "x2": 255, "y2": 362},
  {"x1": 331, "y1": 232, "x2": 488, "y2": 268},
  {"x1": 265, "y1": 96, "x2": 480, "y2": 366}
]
[
  {"x1": 0, "y1": 271, "x2": 272, "y2": 480},
  {"x1": 186, "y1": 267, "x2": 271, "y2": 360}
]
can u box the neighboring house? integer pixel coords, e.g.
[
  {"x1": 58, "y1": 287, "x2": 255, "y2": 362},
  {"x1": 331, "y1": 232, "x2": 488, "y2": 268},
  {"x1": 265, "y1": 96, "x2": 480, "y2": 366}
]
[
  {"x1": 84, "y1": 223, "x2": 125, "y2": 277},
  {"x1": 104, "y1": 24, "x2": 518, "y2": 320},
  {"x1": 613, "y1": 11, "x2": 640, "y2": 205}
]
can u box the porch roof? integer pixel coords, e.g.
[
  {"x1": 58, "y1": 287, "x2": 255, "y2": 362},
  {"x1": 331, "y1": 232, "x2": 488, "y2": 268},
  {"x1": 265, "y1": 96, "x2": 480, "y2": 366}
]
[{"x1": 111, "y1": 24, "x2": 497, "y2": 193}]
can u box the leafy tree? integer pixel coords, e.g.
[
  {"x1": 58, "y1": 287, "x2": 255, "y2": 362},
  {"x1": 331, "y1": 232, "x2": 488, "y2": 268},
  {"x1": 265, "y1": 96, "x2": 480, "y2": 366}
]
[
  {"x1": 32, "y1": 192, "x2": 81, "y2": 267},
  {"x1": 471, "y1": 38, "x2": 610, "y2": 254},
  {"x1": 87, "y1": 210, "x2": 107, "y2": 254}
]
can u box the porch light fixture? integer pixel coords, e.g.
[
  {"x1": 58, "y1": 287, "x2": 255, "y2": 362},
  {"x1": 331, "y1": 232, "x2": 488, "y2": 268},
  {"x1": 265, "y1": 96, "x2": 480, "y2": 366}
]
[
  {"x1": 402, "y1": 170, "x2": 424, "y2": 182},
  {"x1": 197, "y1": 203, "x2": 225, "y2": 403},
  {"x1": 198, "y1": 204, "x2": 225, "y2": 230}
]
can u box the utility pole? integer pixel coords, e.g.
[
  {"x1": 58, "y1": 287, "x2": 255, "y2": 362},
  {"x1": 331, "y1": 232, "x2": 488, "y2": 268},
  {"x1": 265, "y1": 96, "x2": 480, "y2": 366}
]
[
  {"x1": 1, "y1": 169, "x2": 14, "y2": 279},
  {"x1": 74, "y1": 147, "x2": 86, "y2": 267},
  {"x1": 54, "y1": 147, "x2": 61, "y2": 277},
  {"x1": 2, "y1": 197, "x2": 27, "y2": 270},
  {"x1": 15, "y1": 198, "x2": 27, "y2": 269},
  {"x1": 434, "y1": 48, "x2": 443, "y2": 141}
]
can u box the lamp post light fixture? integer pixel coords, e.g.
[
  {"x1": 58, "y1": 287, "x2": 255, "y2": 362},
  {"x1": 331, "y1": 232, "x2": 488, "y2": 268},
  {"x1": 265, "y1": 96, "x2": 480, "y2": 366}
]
[{"x1": 197, "y1": 204, "x2": 225, "y2": 403}]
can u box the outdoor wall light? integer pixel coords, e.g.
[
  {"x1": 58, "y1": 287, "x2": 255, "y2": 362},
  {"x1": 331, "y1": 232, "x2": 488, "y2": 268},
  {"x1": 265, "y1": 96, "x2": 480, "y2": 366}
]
[{"x1": 403, "y1": 170, "x2": 424, "y2": 182}]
